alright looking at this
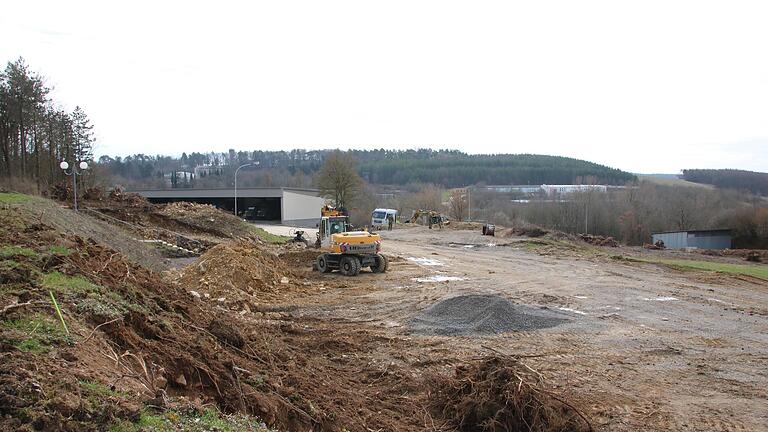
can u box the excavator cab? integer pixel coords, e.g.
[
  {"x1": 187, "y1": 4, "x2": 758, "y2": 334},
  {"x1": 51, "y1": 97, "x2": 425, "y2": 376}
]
[{"x1": 317, "y1": 216, "x2": 349, "y2": 248}]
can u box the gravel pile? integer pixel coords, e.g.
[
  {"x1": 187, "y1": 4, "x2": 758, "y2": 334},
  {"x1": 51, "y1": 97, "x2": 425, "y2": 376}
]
[{"x1": 409, "y1": 294, "x2": 568, "y2": 336}]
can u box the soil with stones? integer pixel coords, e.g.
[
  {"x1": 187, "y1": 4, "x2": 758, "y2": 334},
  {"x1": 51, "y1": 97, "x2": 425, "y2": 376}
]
[{"x1": 409, "y1": 294, "x2": 569, "y2": 336}]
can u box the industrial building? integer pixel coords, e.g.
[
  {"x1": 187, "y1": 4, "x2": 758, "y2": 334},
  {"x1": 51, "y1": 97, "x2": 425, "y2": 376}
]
[
  {"x1": 651, "y1": 229, "x2": 732, "y2": 250},
  {"x1": 134, "y1": 187, "x2": 325, "y2": 227}
]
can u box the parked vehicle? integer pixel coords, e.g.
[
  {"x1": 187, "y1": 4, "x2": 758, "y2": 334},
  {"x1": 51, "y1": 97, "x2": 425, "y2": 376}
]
[{"x1": 371, "y1": 208, "x2": 398, "y2": 230}]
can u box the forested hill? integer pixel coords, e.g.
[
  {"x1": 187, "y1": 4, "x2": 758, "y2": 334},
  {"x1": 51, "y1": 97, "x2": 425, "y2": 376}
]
[
  {"x1": 682, "y1": 169, "x2": 768, "y2": 195},
  {"x1": 357, "y1": 152, "x2": 635, "y2": 186},
  {"x1": 97, "y1": 149, "x2": 636, "y2": 188}
]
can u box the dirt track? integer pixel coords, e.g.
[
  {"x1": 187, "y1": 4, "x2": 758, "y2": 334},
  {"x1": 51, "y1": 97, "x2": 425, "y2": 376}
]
[{"x1": 294, "y1": 226, "x2": 768, "y2": 431}]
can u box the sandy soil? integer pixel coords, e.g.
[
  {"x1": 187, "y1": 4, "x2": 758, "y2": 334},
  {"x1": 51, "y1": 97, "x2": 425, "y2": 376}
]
[
  {"x1": 291, "y1": 226, "x2": 768, "y2": 431},
  {"x1": 252, "y1": 222, "x2": 318, "y2": 238}
]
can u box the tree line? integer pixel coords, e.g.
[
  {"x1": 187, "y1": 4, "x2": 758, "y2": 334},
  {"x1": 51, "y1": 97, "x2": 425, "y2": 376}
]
[
  {"x1": 0, "y1": 58, "x2": 95, "y2": 192},
  {"x1": 682, "y1": 169, "x2": 768, "y2": 196},
  {"x1": 469, "y1": 181, "x2": 767, "y2": 248},
  {"x1": 96, "y1": 149, "x2": 636, "y2": 189}
]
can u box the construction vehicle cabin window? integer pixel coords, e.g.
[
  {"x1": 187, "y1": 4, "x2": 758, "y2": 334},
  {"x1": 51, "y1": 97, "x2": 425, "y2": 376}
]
[{"x1": 330, "y1": 218, "x2": 344, "y2": 234}]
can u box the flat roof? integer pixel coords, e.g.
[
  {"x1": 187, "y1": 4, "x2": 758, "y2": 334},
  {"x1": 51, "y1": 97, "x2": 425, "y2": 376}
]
[
  {"x1": 132, "y1": 187, "x2": 319, "y2": 193},
  {"x1": 131, "y1": 187, "x2": 320, "y2": 199},
  {"x1": 651, "y1": 229, "x2": 732, "y2": 235}
]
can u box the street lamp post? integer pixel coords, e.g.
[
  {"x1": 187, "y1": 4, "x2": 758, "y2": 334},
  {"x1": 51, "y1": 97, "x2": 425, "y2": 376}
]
[
  {"x1": 234, "y1": 162, "x2": 258, "y2": 217},
  {"x1": 59, "y1": 160, "x2": 88, "y2": 211},
  {"x1": 459, "y1": 187, "x2": 471, "y2": 222}
]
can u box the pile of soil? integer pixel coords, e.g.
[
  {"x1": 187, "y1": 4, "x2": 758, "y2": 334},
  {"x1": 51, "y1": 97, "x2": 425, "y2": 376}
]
[
  {"x1": 450, "y1": 221, "x2": 484, "y2": 231},
  {"x1": 108, "y1": 186, "x2": 151, "y2": 208},
  {"x1": 644, "y1": 240, "x2": 666, "y2": 250},
  {"x1": 177, "y1": 241, "x2": 310, "y2": 306},
  {"x1": 1, "y1": 201, "x2": 426, "y2": 431},
  {"x1": 156, "y1": 202, "x2": 254, "y2": 238},
  {"x1": 409, "y1": 294, "x2": 568, "y2": 336},
  {"x1": 1, "y1": 193, "x2": 592, "y2": 432},
  {"x1": 501, "y1": 225, "x2": 550, "y2": 238},
  {"x1": 701, "y1": 248, "x2": 768, "y2": 263},
  {"x1": 429, "y1": 356, "x2": 592, "y2": 432},
  {"x1": 48, "y1": 180, "x2": 73, "y2": 201},
  {"x1": 279, "y1": 248, "x2": 320, "y2": 269},
  {"x1": 578, "y1": 234, "x2": 619, "y2": 247}
]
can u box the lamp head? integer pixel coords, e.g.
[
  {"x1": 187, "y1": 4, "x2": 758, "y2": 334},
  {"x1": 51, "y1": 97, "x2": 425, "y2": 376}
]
[
  {"x1": 59, "y1": 161, "x2": 69, "y2": 170},
  {"x1": 79, "y1": 161, "x2": 89, "y2": 170}
]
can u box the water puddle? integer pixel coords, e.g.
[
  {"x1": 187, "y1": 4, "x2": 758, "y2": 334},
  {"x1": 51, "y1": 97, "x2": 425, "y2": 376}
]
[
  {"x1": 412, "y1": 275, "x2": 466, "y2": 283},
  {"x1": 407, "y1": 257, "x2": 445, "y2": 266},
  {"x1": 558, "y1": 307, "x2": 588, "y2": 315}
]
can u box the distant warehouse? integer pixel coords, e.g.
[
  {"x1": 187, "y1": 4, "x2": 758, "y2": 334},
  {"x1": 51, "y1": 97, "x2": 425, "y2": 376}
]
[
  {"x1": 133, "y1": 187, "x2": 325, "y2": 227},
  {"x1": 651, "y1": 229, "x2": 732, "y2": 250}
]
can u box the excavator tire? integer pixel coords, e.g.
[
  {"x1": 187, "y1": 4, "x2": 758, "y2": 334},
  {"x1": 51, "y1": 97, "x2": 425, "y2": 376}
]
[
  {"x1": 371, "y1": 254, "x2": 388, "y2": 273},
  {"x1": 316, "y1": 254, "x2": 332, "y2": 273},
  {"x1": 339, "y1": 255, "x2": 361, "y2": 276}
]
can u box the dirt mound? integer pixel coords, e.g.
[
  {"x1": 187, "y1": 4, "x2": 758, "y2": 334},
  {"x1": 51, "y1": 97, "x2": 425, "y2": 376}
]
[
  {"x1": 701, "y1": 248, "x2": 768, "y2": 263},
  {"x1": 501, "y1": 225, "x2": 550, "y2": 238},
  {"x1": 644, "y1": 240, "x2": 666, "y2": 250},
  {"x1": 48, "y1": 180, "x2": 73, "y2": 201},
  {"x1": 0, "y1": 202, "x2": 421, "y2": 431},
  {"x1": 746, "y1": 251, "x2": 762, "y2": 262},
  {"x1": 409, "y1": 294, "x2": 568, "y2": 336},
  {"x1": 208, "y1": 317, "x2": 245, "y2": 348},
  {"x1": 450, "y1": 221, "x2": 484, "y2": 231},
  {"x1": 177, "y1": 241, "x2": 309, "y2": 306},
  {"x1": 156, "y1": 202, "x2": 254, "y2": 238},
  {"x1": 108, "y1": 186, "x2": 150, "y2": 208},
  {"x1": 429, "y1": 356, "x2": 592, "y2": 432},
  {"x1": 578, "y1": 234, "x2": 619, "y2": 247},
  {"x1": 279, "y1": 248, "x2": 320, "y2": 269}
]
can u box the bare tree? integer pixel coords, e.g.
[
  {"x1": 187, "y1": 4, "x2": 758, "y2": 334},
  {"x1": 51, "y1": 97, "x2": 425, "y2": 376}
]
[
  {"x1": 448, "y1": 189, "x2": 468, "y2": 221},
  {"x1": 316, "y1": 150, "x2": 362, "y2": 209}
]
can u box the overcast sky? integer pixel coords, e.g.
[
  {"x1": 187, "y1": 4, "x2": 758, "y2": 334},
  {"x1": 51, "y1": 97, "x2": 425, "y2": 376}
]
[{"x1": 2, "y1": 1, "x2": 767, "y2": 173}]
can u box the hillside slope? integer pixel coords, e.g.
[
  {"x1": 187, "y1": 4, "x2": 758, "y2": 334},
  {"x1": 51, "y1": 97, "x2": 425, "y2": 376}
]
[
  {"x1": 682, "y1": 168, "x2": 768, "y2": 195},
  {"x1": 360, "y1": 153, "x2": 636, "y2": 186}
]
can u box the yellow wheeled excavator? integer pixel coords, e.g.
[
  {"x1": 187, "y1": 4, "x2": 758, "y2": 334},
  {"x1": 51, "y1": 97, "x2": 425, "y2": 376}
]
[{"x1": 314, "y1": 205, "x2": 388, "y2": 276}]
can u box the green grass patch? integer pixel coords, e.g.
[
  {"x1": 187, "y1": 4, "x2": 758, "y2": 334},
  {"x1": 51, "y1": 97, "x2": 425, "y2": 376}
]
[
  {"x1": 0, "y1": 192, "x2": 31, "y2": 204},
  {"x1": 637, "y1": 258, "x2": 768, "y2": 280},
  {"x1": 42, "y1": 272, "x2": 101, "y2": 295},
  {"x1": 79, "y1": 379, "x2": 128, "y2": 406},
  {"x1": 109, "y1": 408, "x2": 274, "y2": 432},
  {"x1": 16, "y1": 338, "x2": 45, "y2": 353},
  {"x1": 2, "y1": 314, "x2": 70, "y2": 352},
  {"x1": 248, "y1": 226, "x2": 291, "y2": 244},
  {"x1": 0, "y1": 245, "x2": 38, "y2": 259},
  {"x1": 41, "y1": 272, "x2": 146, "y2": 319},
  {"x1": 48, "y1": 245, "x2": 72, "y2": 256},
  {"x1": 76, "y1": 296, "x2": 128, "y2": 320}
]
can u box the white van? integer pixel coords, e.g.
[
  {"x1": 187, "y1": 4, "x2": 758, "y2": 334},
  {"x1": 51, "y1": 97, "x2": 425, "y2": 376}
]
[{"x1": 371, "y1": 208, "x2": 398, "y2": 230}]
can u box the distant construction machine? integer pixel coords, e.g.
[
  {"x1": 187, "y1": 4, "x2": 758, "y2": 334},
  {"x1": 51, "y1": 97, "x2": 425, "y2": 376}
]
[
  {"x1": 315, "y1": 205, "x2": 388, "y2": 276},
  {"x1": 408, "y1": 209, "x2": 449, "y2": 229}
]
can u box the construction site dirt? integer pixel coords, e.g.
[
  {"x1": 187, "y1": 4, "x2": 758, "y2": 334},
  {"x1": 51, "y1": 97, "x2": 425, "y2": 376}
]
[
  {"x1": 2, "y1": 196, "x2": 767, "y2": 431},
  {"x1": 294, "y1": 228, "x2": 768, "y2": 431}
]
